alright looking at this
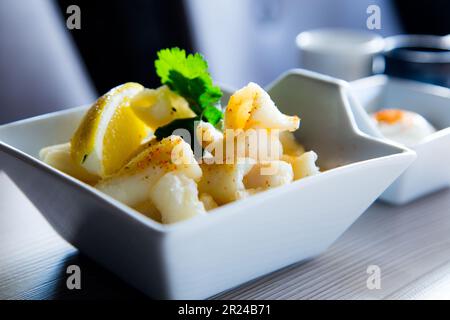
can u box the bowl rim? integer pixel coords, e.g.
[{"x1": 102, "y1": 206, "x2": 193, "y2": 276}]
[
  {"x1": 0, "y1": 69, "x2": 415, "y2": 232},
  {"x1": 296, "y1": 28, "x2": 385, "y2": 56}
]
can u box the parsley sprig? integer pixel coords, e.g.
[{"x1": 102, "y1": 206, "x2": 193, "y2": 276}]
[{"x1": 154, "y1": 48, "x2": 223, "y2": 140}]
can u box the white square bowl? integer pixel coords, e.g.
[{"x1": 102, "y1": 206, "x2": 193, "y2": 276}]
[
  {"x1": 0, "y1": 69, "x2": 415, "y2": 299},
  {"x1": 350, "y1": 75, "x2": 450, "y2": 205}
]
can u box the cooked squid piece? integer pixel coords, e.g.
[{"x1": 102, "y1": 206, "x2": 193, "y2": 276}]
[
  {"x1": 279, "y1": 131, "x2": 305, "y2": 157},
  {"x1": 227, "y1": 129, "x2": 284, "y2": 163},
  {"x1": 133, "y1": 200, "x2": 162, "y2": 223},
  {"x1": 225, "y1": 82, "x2": 300, "y2": 132},
  {"x1": 198, "y1": 159, "x2": 256, "y2": 205},
  {"x1": 96, "y1": 136, "x2": 201, "y2": 207},
  {"x1": 39, "y1": 143, "x2": 100, "y2": 184},
  {"x1": 205, "y1": 129, "x2": 283, "y2": 164},
  {"x1": 196, "y1": 121, "x2": 224, "y2": 149},
  {"x1": 149, "y1": 172, "x2": 206, "y2": 224},
  {"x1": 243, "y1": 160, "x2": 294, "y2": 190},
  {"x1": 282, "y1": 151, "x2": 320, "y2": 180},
  {"x1": 199, "y1": 193, "x2": 219, "y2": 211}
]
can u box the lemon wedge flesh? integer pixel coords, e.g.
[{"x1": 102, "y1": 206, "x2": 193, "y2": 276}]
[
  {"x1": 130, "y1": 85, "x2": 196, "y2": 130},
  {"x1": 71, "y1": 83, "x2": 148, "y2": 177}
]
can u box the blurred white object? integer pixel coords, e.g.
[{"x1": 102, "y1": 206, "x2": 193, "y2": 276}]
[
  {"x1": 296, "y1": 28, "x2": 384, "y2": 81},
  {"x1": 370, "y1": 109, "x2": 436, "y2": 147},
  {"x1": 351, "y1": 75, "x2": 450, "y2": 205},
  {"x1": 0, "y1": 0, "x2": 96, "y2": 124},
  {"x1": 185, "y1": 0, "x2": 401, "y2": 87}
]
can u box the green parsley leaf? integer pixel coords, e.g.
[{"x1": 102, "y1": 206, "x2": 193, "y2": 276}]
[
  {"x1": 202, "y1": 105, "x2": 223, "y2": 126},
  {"x1": 155, "y1": 48, "x2": 208, "y2": 82},
  {"x1": 155, "y1": 48, "x2": 223, "y2": 125}
]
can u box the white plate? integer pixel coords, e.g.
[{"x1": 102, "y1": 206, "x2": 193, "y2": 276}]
[
  {"x1": 350, "y1": 75, "x2": 450, "y2": 205},
  {"x1": 0, "y1": 69, "x2": 415, "y2": 299}
]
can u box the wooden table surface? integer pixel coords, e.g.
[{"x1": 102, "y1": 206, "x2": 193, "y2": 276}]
[{"x1": 1, "y1": 170, "x2": 450, "y2": 300}]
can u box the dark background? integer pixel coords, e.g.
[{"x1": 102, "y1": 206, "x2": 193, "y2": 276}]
[
  {"x1": 393, "y1": 0, "x2": 450, "y2": 36},
  {"x1": 56, "y1": 0, "x2": 450, "y2": 94},
  {"x1": 56, "y1": 0, "x2": 193, "y2": 93}
]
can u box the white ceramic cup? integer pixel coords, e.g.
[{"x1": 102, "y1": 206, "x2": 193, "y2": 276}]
[{"x1": 296, "y1": 28, "x2": 385, "y2": 81}]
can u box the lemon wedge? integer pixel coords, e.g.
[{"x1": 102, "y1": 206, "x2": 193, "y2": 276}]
[
  {"x1": 130, "y1": 85, "x2": 196, "y2": 130},
  {"x1": 71, "y1": 83, "x2": 148, "y2": 177}
]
